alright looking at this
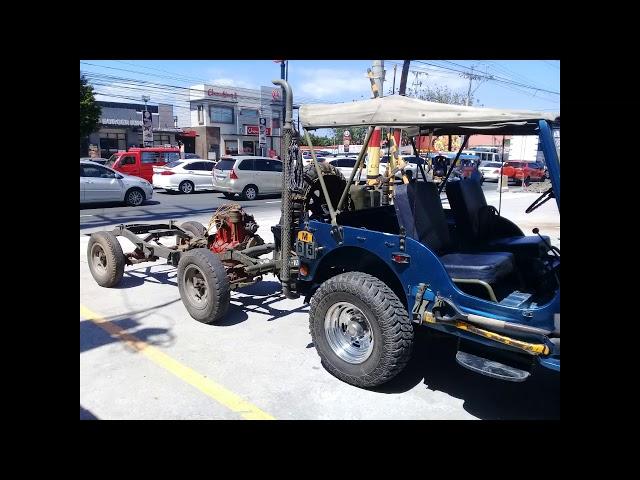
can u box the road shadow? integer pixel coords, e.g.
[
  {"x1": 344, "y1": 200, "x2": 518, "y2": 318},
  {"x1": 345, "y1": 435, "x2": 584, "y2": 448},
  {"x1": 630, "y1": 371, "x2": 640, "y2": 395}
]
[
  {"x1": 214, "y1": 281, "x2": 308, "y2": 326},
  {"x1": 80, "y1": 315, "x2": 176, "y2": 354},
  {"x1": 81, "y1": 200, "x2": 161, "y2": 210},
  {"x1": 113, "y1": 265, "x2": 178, "y2": 289},
  {"x1": 371, "y1": 329, "x2": 560, "y2": 420}
]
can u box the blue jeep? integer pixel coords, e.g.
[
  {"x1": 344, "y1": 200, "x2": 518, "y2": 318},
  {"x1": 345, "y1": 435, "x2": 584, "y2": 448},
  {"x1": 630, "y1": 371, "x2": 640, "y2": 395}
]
[{"x1": 278, "y1": 82, "x2": 560, "y2": 388}]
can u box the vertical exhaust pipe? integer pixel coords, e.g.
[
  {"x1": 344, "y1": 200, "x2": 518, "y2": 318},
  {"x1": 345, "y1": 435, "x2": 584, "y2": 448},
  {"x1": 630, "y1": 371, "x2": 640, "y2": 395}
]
[{"x1": 272, "y1": 79, "x2": 297, "y2": 298}]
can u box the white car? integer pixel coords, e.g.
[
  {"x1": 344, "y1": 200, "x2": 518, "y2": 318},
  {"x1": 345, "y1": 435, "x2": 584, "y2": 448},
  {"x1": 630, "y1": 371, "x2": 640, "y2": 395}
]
[
  {"x1": 212, "y1": 156, "x2": 283, "y2": 200},
  {"x1": 326, "y1": 156, "x2": 367, "y2": 182},
  {"x1": 80, "y1": 160, "x2": 153, "y2": 206},
  {"x1": 152, "y1": 159, "x2": 216, "y2": 194},
  {"x1": 478, "y1": 161, "x2": 505, "y2": 182},
  {"x1": 379, "y1": 155, "x2": 426, "y2": 181}
]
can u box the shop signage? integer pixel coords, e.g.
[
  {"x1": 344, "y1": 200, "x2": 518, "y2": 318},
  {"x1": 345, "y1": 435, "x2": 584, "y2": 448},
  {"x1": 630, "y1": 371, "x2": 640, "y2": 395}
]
[
  {"x1": 207, "y1": 89, "x2": 238, "y2": 99},
  {"x1": 245, "y1": 125, "x2": 272, "y2": 136},
  {"x1": 100, "y1": 118, "x2": 143, "y2": 126},
  {"x1": 258, "y1": 117, "x2": 267, "y2": 147}
]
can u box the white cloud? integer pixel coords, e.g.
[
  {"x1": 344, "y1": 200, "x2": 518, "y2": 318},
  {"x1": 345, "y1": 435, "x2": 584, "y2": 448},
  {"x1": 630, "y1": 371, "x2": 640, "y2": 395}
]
[
  {"x1": 296, "y1": 68, "x2": 371, "y2": 100},
  {"x1": 208, "y1": 77, "x2": 255, "y2": 89}
]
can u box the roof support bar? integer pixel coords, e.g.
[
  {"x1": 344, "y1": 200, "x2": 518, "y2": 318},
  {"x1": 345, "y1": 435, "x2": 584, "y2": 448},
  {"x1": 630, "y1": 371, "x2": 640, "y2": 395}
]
[
  {"x1": 303, "y1": 130, "x2": 338, "y2": 226},
  {"x1": 337, "y1": 126, "x2": 375, "y2": 213},
  {"x1": 438, "y1": 135, "x2": 470, "y2": 194}
]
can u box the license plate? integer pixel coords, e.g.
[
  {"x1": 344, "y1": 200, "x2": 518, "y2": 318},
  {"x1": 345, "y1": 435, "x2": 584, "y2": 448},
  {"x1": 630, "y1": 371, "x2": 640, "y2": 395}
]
[
  {"x1": 298, "y1": 231, "x2": 313, "y2": 242},
  {"x1": 295, "y1": 239, "x2": 316, "y2": 259}
]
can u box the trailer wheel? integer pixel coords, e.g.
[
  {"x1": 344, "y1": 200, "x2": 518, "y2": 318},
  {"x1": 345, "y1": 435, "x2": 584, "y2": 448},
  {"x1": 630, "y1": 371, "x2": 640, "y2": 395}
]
[
  {"x1": 180, "y1": 221, "x2": 207, "y2": 238},
  {"x1": 87, "y1": 231, "x2": 125, "y2": 287},
  {"x1": 177, "y1": 249, "x2": 230, "y2": 324},
  {"x1": 309, "y1": 272, "x2": 414, "y2": 388}
]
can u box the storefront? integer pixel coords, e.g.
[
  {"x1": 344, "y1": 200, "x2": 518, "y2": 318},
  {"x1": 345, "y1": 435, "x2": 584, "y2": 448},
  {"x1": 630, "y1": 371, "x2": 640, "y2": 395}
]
[
  {"x1": 83, "y1": 101, "x2": 181, "y2": 158},
  {"x1": 188, "y1": 84, "x2": 284, "y2": 159}
]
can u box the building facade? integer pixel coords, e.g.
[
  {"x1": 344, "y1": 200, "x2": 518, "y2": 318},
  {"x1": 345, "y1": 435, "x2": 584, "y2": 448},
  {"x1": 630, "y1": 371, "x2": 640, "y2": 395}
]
[
  {"x1": 187, "y1": 84, "x2": 284, "y2": 160},
  {"x1": 83, "y1": 101, "x2": 183, "y2": 158}
]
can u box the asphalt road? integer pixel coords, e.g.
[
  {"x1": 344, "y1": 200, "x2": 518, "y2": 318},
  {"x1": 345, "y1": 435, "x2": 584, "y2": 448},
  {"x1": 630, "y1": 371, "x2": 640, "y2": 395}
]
[{"x1": 80, "y1": 184, "x2": 560, "y2": 420}]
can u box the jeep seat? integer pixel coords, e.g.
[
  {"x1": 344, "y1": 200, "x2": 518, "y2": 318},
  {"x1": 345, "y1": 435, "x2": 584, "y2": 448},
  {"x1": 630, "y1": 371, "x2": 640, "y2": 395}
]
[
  {"x1": 445, "y1": 178, "x2": 549, "y2": 255},
  {"x1": 394, "y1": 182, "x2": 514, "y2": 284}
]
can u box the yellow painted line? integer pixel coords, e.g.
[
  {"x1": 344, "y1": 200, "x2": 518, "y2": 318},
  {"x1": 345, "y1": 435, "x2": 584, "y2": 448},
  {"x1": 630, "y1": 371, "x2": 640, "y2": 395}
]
[{"x1": 80, "y1": 305, "x2": 274, "y2": 420}]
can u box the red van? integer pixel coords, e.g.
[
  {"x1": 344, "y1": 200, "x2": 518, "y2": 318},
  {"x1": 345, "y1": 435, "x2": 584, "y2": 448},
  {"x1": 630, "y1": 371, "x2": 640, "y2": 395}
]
[{"x1": 105, "y1": 147, "x2": 181, "y2": 183}]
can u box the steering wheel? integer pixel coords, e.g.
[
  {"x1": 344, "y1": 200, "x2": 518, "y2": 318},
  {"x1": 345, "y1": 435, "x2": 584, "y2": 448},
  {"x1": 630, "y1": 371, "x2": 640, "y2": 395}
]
[{"x1": 526, "y1": 187, "x2": 554, "y2": 214}]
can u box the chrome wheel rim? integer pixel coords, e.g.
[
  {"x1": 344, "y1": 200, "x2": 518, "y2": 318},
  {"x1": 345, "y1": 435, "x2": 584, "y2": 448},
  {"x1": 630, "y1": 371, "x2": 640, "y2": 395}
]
[
  {"x1": 183, "y1": 265, "x2": 209, "y2": 309},
  {"x1": 91, "y1": 244, "x2": 107, "y2": 274},
  {"x1": 246, "y1": 187, "x2": 256, "y2": 200},
  {"x1": 324, "y1": 301, "x2": 374, "y2": 364},
  {"x1": 181, "y1": 182, "x2": 193, "y2": 193},
  {"x1": 128, "y1": 190, "x2": 143, "y2": 205}
]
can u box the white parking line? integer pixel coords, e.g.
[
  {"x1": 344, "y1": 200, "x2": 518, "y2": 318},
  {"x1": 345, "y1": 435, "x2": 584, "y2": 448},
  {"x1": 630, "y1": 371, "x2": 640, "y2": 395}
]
[{"x1": 264, "y1": 201, "x2": 281, "y2": 204}]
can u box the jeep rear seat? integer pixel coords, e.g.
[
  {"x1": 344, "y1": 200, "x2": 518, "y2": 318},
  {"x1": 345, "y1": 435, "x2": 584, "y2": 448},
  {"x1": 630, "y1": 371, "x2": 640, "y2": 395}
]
[
  {"x1": 445, "y1": 178, "x2": 549, "y2": 257},
  {"x1": 394, "y1": 182, "x2": 515, "y2": 286}
]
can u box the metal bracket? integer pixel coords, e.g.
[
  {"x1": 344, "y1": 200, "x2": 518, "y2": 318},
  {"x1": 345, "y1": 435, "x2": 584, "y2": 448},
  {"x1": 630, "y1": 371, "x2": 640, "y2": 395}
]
[
  {"x1": 330, "y1": 225, "x2": 344, "y2": 244},
  {"x1": 411, "y1": 283, "x2": 430, "y2": 323}
]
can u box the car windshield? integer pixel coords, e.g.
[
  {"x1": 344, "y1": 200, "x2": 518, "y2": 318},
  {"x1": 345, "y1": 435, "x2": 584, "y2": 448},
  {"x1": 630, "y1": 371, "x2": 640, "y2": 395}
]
[
  {"x1": 215, "y1": 159, "x2": 236, "y2": 170},
  {"x1": 481, "y1": 162, "x2": 502, "y2": 168}
]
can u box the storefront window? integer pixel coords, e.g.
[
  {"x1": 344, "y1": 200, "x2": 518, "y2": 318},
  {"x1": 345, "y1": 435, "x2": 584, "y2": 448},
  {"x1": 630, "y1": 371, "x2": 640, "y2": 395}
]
[
  {"x1": 242, "y1": 141, "x2": 255, "y2": 155},
  {"x1": 225, "y1": 141, "x2": 238, "y2": 156},
  {"x1": 153, "y1": 133, "x2": 170, "y2": 146},
  {"x1": 210, "y1": 105, "x2": 234, "y2": 124}
]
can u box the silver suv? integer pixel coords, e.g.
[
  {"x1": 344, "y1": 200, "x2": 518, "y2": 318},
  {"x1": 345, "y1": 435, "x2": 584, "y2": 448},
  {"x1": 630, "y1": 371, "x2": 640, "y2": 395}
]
[{"x1": 212, "y1": 156, "x2": 283, "y2": 200}]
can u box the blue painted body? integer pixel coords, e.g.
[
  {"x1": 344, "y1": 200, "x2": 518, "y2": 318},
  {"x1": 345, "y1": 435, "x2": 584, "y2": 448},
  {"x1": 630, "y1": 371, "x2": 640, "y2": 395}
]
[{"x1": 298, "y1": 122, "x2": 560, "y2": 372}]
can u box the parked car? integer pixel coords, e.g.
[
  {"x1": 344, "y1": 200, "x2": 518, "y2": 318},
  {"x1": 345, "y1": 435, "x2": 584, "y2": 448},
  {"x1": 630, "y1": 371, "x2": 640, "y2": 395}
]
[
  {"x1": 379, "y1": 155, "x2": 426, "y2": 180},
  {"x1": 184, "y1": 153, "x2": 203, "y2": 159},
  {"x1": 152, "y1": 160, "x2": 217, "y2": 194},
  {"x1": 105, "y1": 147, "x2": 181, "y2": 183},
  {"x1": 478, "y1": 161, "x2": 505, "y2": 182},
  {"x1": 326, "y1": 156, "x2": 367, "y2": 182},
  {"x1": 503, "y1": 161, "x2": 546, "y2": 185},
  {"x1": 80, "y1": 157, "x2": 108, "y2": 165},
  {"x1": 212, "y1": 156, "x2": 283, "y2": 200},
  {"x1": 80, "y1": 160, "x2": 153, "y2": 206}
]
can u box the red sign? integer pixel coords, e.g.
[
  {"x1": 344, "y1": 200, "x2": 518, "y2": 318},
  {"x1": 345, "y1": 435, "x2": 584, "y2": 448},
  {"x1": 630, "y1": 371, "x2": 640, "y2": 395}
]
[
  {"x1": 245, "y1": 125, "x2": 272, "y2": 135},
  {"x1": 207, "y1": 89, "x2": 238, "y2": 99},
  {"x1": 272, "y1": 89, "x2": 281, "y2": 102}
]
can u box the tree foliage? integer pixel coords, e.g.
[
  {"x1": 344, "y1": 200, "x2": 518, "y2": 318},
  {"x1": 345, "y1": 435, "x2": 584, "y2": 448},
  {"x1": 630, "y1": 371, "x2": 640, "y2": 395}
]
[
  {"x1": 332, "y1": 126, "x2": 369, "y2": 145},
  {"x1": 80, "y1": 75, "x2": 101, "y2": 138},
  {"x1": 407, "y1": 84, "x2": 475, "y2": 106}
]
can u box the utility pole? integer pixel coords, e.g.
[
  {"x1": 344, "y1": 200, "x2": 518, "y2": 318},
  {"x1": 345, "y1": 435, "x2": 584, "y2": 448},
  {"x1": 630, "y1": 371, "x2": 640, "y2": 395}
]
[
  {"x1": 465, "y1": 66, "x2": 474, "y2": 106},
  {"x1": 392, "y1": 64, "x2": 397, "y2": 95},
  {"x1": 398, "y1": 60, "x2": 410, "y2": 97}
]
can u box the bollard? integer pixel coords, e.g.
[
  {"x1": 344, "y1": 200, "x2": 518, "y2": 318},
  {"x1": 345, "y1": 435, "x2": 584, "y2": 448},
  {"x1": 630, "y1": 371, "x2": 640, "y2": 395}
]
[{"x1": 497, "y1": 174, "x2": 509, "y2": 192}]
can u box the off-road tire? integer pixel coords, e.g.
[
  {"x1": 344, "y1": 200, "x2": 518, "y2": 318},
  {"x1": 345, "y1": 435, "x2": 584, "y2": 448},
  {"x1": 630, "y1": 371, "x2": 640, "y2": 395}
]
[
  {"x1": 302, "y1": 162, "x2": 352, "y2": 220},
  {"x1": 309, "y1": 272, "x2": 414, "y2": 388},
  {"x1": 177, "y1": 249, "x2": 230, "y2": 324},
  {"x1": 87, "y1": 231, "x2": 125, "y2": 287}
]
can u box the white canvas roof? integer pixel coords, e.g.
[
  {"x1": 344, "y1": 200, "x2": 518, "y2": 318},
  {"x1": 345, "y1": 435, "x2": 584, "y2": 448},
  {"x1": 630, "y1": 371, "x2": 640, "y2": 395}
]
[{"x1": 299, "y1": 95, "x2": 558, "y2": 135}]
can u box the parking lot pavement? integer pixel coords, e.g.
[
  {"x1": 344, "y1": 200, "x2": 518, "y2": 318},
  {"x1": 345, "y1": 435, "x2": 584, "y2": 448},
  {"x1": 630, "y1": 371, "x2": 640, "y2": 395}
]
[{"x1": 80, "y1": 197, "x2": 560, "y2": 420}]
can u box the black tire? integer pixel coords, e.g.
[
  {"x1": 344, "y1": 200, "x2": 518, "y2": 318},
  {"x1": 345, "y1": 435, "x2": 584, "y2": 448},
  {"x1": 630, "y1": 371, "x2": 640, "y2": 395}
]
[
  {"x1": 87, "y1": 231, "x2": 125, "y2": 287},
  {"x1": 302, "y1": 162, "x2": 352, "y2": 220},
  {"x1": 242, "y1": 184, "x2": 259, "y2": 201},
  {"x1": 177, "y1": 249, "x2": 230, "y2": 324},
  {"x1": 124, "y1": 188, "x2": 145, "y2": 206},
  {"x1": 179, "y1": 180, "x2": 195, "y2": 194},
  {"x1": 222, "y1": 192, "x2": 236, "y2": 199},
  {"x1": 309, "y1": 272, "x2": 414, "y2": 388},
  {"x1": 180, "y1": 221, "x2": 207, "y2": 238}
]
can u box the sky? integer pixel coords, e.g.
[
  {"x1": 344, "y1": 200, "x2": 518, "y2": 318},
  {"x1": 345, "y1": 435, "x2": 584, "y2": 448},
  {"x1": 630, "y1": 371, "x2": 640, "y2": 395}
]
[{"x1": 81, "y1": 59, "x2": 560, "y2": 134}]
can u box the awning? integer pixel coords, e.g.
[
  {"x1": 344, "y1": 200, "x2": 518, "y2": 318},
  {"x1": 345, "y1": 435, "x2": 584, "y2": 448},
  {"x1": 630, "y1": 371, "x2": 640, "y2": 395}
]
[
  {"x1": 178, "y1": 130, "x2": 198, "y2": 137},
  {"x1": 300, "y1": 95, "x2": 559, "y2": 135}
]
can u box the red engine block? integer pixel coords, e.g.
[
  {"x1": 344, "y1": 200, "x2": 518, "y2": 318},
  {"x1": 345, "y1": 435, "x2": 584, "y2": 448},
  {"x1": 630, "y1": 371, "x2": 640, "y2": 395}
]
[{"x1": 209, "y1": 207, "x2": 259, "y2": 253}]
